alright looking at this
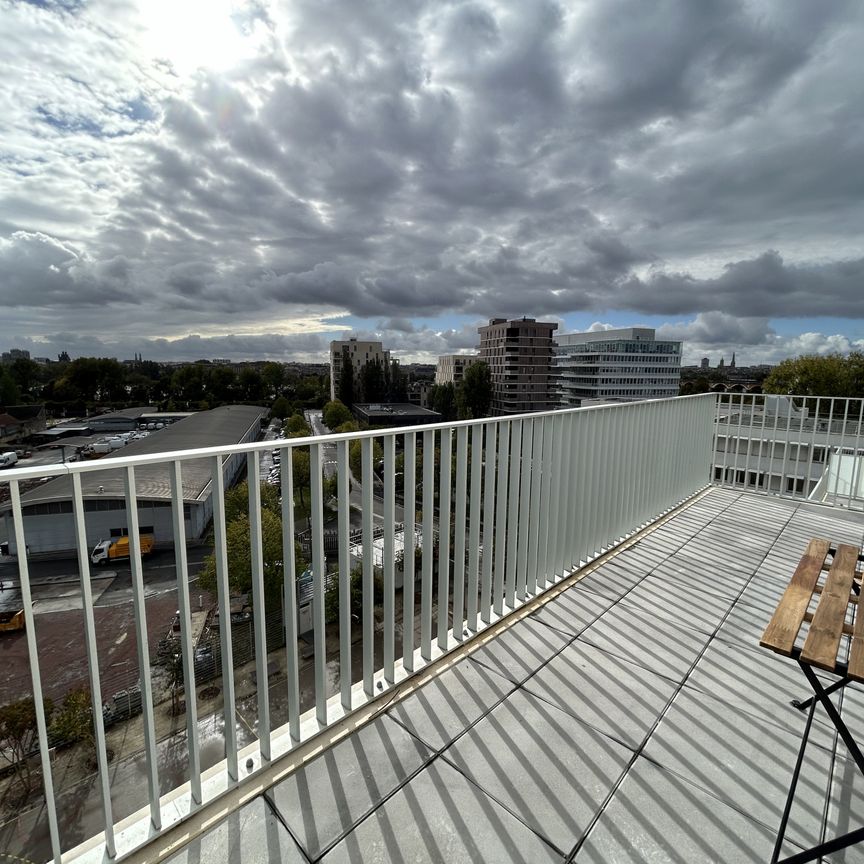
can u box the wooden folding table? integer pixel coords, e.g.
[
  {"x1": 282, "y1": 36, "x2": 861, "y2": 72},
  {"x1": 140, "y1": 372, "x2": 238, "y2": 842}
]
[{"x1": 761, "y1": 538, "x2": 864, "y2": 864}]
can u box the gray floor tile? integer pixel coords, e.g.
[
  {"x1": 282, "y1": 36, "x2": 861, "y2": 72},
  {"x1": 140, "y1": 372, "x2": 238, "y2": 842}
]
[
  {"x1": 388, "y1": 658, "x2": 515, "y2": 752},
  {"x1": 530, "y1": 584, "x2": 616, "y2": 636},
  {"x1": 621, "y1": 583, "x2": 723, "y2": 633},
  {"x1": 266, "y1": 715, "x2": 431, "y2": 860},
  {"x1": 574, "y1": 757, "x2": 779, "y2": 864},
  {"x1": 320, "y1": 758, "x2": 563, "y2": 864},
  {"x1": 523, "y1": 640, "x2": 677, "y2": 749},
  {"x1": 643, "y1": 687, "x2": 833, "y2": 851},
  {"x1": 443, "y1": 689, "x2": 631, "y2": 855},
  {"x1": 579, "y1": 599, "x2": 711, "y2": 683},
  {"x1": 649, "y1": 556, "x2": 748, "y2": 600},
  {"x1": 715, "y1": 587, "x2": 779, "y2": 647},
  {"x1": 824, "y1": 755, "x2": 864, "y2": 863},
  {"x1": 468, "y1": 616, "x2": 571, "y2": 684},
  {"x1": 685, "y1": 640, "x2": 838, "y2": 744},
  {"x1": 163, "y1": 798, "x2": 306, "y2": 864}
]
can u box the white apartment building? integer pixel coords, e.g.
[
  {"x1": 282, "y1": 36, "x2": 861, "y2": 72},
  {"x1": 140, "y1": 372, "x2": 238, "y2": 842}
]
[
  {"x1": 555, "y1": 327, "x2": 682, "y2": 407},
  {"x1": 435, "y1": 354, "x2": 481, "y2": 385},
  {"x1": 329, "y1": 338, "x2": 391, "y2": 402}
]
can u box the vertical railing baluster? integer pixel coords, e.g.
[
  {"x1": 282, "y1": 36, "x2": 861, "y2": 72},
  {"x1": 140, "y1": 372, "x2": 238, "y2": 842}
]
[
  {"x1": 741, "y1": 395, "x2": 754, "y2": 489},
  {"x1": 733, "y1": 392, "x2": 745, "y2": 486},
  {"x1": 437, "y1": 429, "x2": 452, "y2": 650},
  {"x1": 421, "y1": 430, "x2": 435, "y2": 659},
  {"x1": 505, "y1": 419, "x2": 521, "y2": 609},
  {"x1": 804, "y1": 397, "x2": 820, "y2": 502},
  {"x1": 607, "y1": 406, "x2": 625, "y2": 543},
  {"x1": 516, "y1": 418, "x2": 533, "y2": 599},
  {"x1": 558, "y1": 411, "x2": 574, "y2": 575},
  {"x1": 9, "y1": 480, "x2": 61, "y2": 862},
  {"x1": 766, "y1": 396, "x2": 781, "y2": 495},
  {"x1": 248, "y1": 452, "x2": 271, "y2": 758},
  {"x1": 361, "y1": 438, "x2": 374, "y2": 695},
  {"x1": 467, "y1": 424, "x2": 482, "y2": 631},
  {"x1": 452, "y1": 427, "x2": 469, "y2": 640},
  {"x1": 402, "y1": 433, "x2": 416, "y2": 670},
  {"x1": 848, "y1": 400, "x2": 864, "y2": 509},
  {"x1": 569, "y1": 412, "x2": 586, "y2": 567},
  {"x1": 282, "y1": 447, "x2": 300, "y2": 740},
  {"x1": 170, "y1": 461, "x2": 201, "y2": 803},
  {"x1": 527, "y1": 417, "x2": 544, "y2": 592},
  {"x1": 480, "y1": 423, "x2": 497, "y2": 620},
  {"x1": 537, "y1": 416, "x2": 554, "y2": 588},
  {"x1": 310, "y1": 443, "x2": 327, "y2": 724},
  {"x1": 831, "y1": 399, "x2": 851, "y2": 503},
  {"x1": 210, "y1": 457, "x2": 238, "y2": 776},
  {"x1": 124, "y1": 466, "x2": 162, "y2": 822},
  {"x1": 383, "y1": 435, "x2": 396, "y2": 681},
  {"x1": 493, "y1": 420, "x2": 509, "y2": 614},
  {"x1": 546, "y1": 415, "x2": 563, "y2": 583},
  {"x1": 70, "y1": 473, "x2": 116, "y2": 855},
  {"x1": 336, "y1": 440, "x2": 352, "y2": 709}
]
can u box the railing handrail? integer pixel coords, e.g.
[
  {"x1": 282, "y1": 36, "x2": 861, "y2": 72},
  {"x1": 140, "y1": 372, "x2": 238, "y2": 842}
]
[{"x1": 0, "y1": 393, "x2": 717, "y2": 486}]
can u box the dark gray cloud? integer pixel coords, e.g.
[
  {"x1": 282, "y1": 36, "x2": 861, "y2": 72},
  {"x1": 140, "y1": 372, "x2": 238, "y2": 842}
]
[{"x1": 0, "y1": 0, "x2": 862, "y2": 361}]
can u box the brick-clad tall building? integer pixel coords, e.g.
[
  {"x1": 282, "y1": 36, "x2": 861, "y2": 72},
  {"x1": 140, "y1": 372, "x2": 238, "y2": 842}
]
[{"x1": 477, "y1": 318, "x2": 558, "y2": 415}]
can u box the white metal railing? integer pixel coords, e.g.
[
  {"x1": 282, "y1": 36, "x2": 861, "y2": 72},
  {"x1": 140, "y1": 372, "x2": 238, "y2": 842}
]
[
  {"x1": 713, "y1": 393, "x2": 864, "y2": 509},
  {"x1": 0, "y1": 394, "x2": 716, "y2": 863}
]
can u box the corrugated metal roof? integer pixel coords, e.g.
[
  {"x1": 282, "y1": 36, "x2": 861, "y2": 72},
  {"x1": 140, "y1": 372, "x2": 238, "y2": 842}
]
[{"x1": 19, "y1": 405, "x2": 267, "y2": 506}]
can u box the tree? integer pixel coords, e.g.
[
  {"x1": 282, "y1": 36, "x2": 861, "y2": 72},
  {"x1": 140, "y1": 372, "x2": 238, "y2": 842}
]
[
  {"x1": 49, "y1": 687, "x2": 93, "y2": 750},
  {"x1": 458, "y1": 361, "x2": 492, "y2": 419},
  {"x1": 0, "y1": 696, "x2": 53, "y2": 798},
  {"x1": 223, "y1": 481, "x2": 280, "y2": 524},
  {"x1": 322, "y1": 400, "x2": 353, "y2": 430},
  {"x1": 238, "y1": 368, "x2": 265, "y2": 401},
  {"x1": 360, "y1": 359, "x2": 385, "y2": 403},
  {"x1": 171, "y1": 364, "x2": 206, "y2": 407},
  {"x1": 261, "y1": 362, "x2": 285, "y2": 398},
  {"x1": 198, "y1": 509, "x2": 299, "y2": 607},
  {"x1": 349, "y1": 437, "x2": 383, "y2": 479},
  {"x1": 271, "y1": 396, "x2": 291, "y2": 420},
  {"x1": 292, "y1": 448, "x2": 311, "y2": 507},
  {"x1": 285, "y1": 412, "x2": 311, "y2": 436},
  {"x1": 429, "y1": 382, "x2": 457, "y2": 421},
  {"x1": 0, "y1": 366, "x2": 20, "y2": 405},
  {"x1": 338, "y1": 352, "x2": 355, "y2": 406},
  {"x1": 205, "y1": 366, "x2": 236, "y2": 403},
  {"x1": 9, "y1": 358, "x2": 41, "y2": 398},
  {"x1": 763, "y1": 353, "x2": 864, "y2": 399},
  {"x1": 387, "y1": 360, "x2": 407, "y2": 401}
]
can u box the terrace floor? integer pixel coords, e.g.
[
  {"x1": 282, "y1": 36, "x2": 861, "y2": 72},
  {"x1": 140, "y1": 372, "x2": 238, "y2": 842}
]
[{"x1": 163, "y1": 487, "x2": 864, "y2": 863}]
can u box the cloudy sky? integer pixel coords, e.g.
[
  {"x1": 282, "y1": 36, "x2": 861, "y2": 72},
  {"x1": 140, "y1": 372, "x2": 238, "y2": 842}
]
[{"x1": 2, "y1": 0, "x2": 863, "y2": 366}]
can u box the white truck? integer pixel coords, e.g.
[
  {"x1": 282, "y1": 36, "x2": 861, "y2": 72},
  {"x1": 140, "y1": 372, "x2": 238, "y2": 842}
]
[{"x1": 0, "y1": 452, "x2": 18, "y2": 469}]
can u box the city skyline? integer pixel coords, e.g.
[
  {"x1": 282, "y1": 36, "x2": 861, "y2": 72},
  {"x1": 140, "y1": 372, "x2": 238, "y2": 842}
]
[{"x1": 2, "y1": 1, "x2": 863, "y2": 367}]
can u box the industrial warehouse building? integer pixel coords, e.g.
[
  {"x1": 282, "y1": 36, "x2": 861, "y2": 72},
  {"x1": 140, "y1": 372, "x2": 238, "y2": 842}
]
[{"x1": 1, "y1": 405, "x2": 267, "y2": 555}]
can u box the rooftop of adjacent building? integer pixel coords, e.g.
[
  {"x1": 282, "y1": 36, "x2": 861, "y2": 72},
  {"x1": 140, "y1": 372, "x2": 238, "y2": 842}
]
[
  {"x1": 5, "y1": 404, "x2": 267, "y2": 508},
  {"x1": 132, "y1": 486, "x2": 864, "y2": 863}
]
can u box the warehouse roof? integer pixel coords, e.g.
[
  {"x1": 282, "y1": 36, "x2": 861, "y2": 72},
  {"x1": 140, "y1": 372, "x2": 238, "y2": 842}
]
[
  {"x1": 16, "y1": 405, "x2": 267, "y2": 507},
  {"x1": 88, "y1": 406, "x2": 155, "y2": 422}
]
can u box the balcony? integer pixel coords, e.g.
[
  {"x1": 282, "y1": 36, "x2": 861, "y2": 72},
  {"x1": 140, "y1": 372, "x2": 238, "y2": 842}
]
[{"x1": 0, "y1": 394, "x2": 862, "y2": 863}]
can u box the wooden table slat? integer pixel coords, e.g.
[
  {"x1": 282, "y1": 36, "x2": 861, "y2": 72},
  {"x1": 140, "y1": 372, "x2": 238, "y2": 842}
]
[
  {"x1": 800, "y1": 544, "x2": 860, "y2": 671},
  {"x1": 848, "y1": 581, "x2": 864, "y2": 683},
  {"x1": 760, "y1": 538, "x2": 831, "y2": 655}
]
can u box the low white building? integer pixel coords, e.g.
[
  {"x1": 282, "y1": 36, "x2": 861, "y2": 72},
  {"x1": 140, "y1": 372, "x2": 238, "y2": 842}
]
[
  {"x1": 555, "y1": 327, "x2": 681, "y2": 406},
  {"x1": 1, "y1": 405, "x2": 266, "y2": 555},
  {"x1": 435, "y1": 354, "x2": 481, "y2": 385},
  {"x1": 329, "y1": 338, "x2": 391, "y2": 402}
]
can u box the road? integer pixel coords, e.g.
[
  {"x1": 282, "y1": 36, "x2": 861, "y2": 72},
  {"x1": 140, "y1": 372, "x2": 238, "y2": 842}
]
[
  {"x1": 305, "y1": 410, "x2": 406, "y2": 528},
  {"x1": 0, "y1": 546, "x2": 212, "y2": 614}
]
